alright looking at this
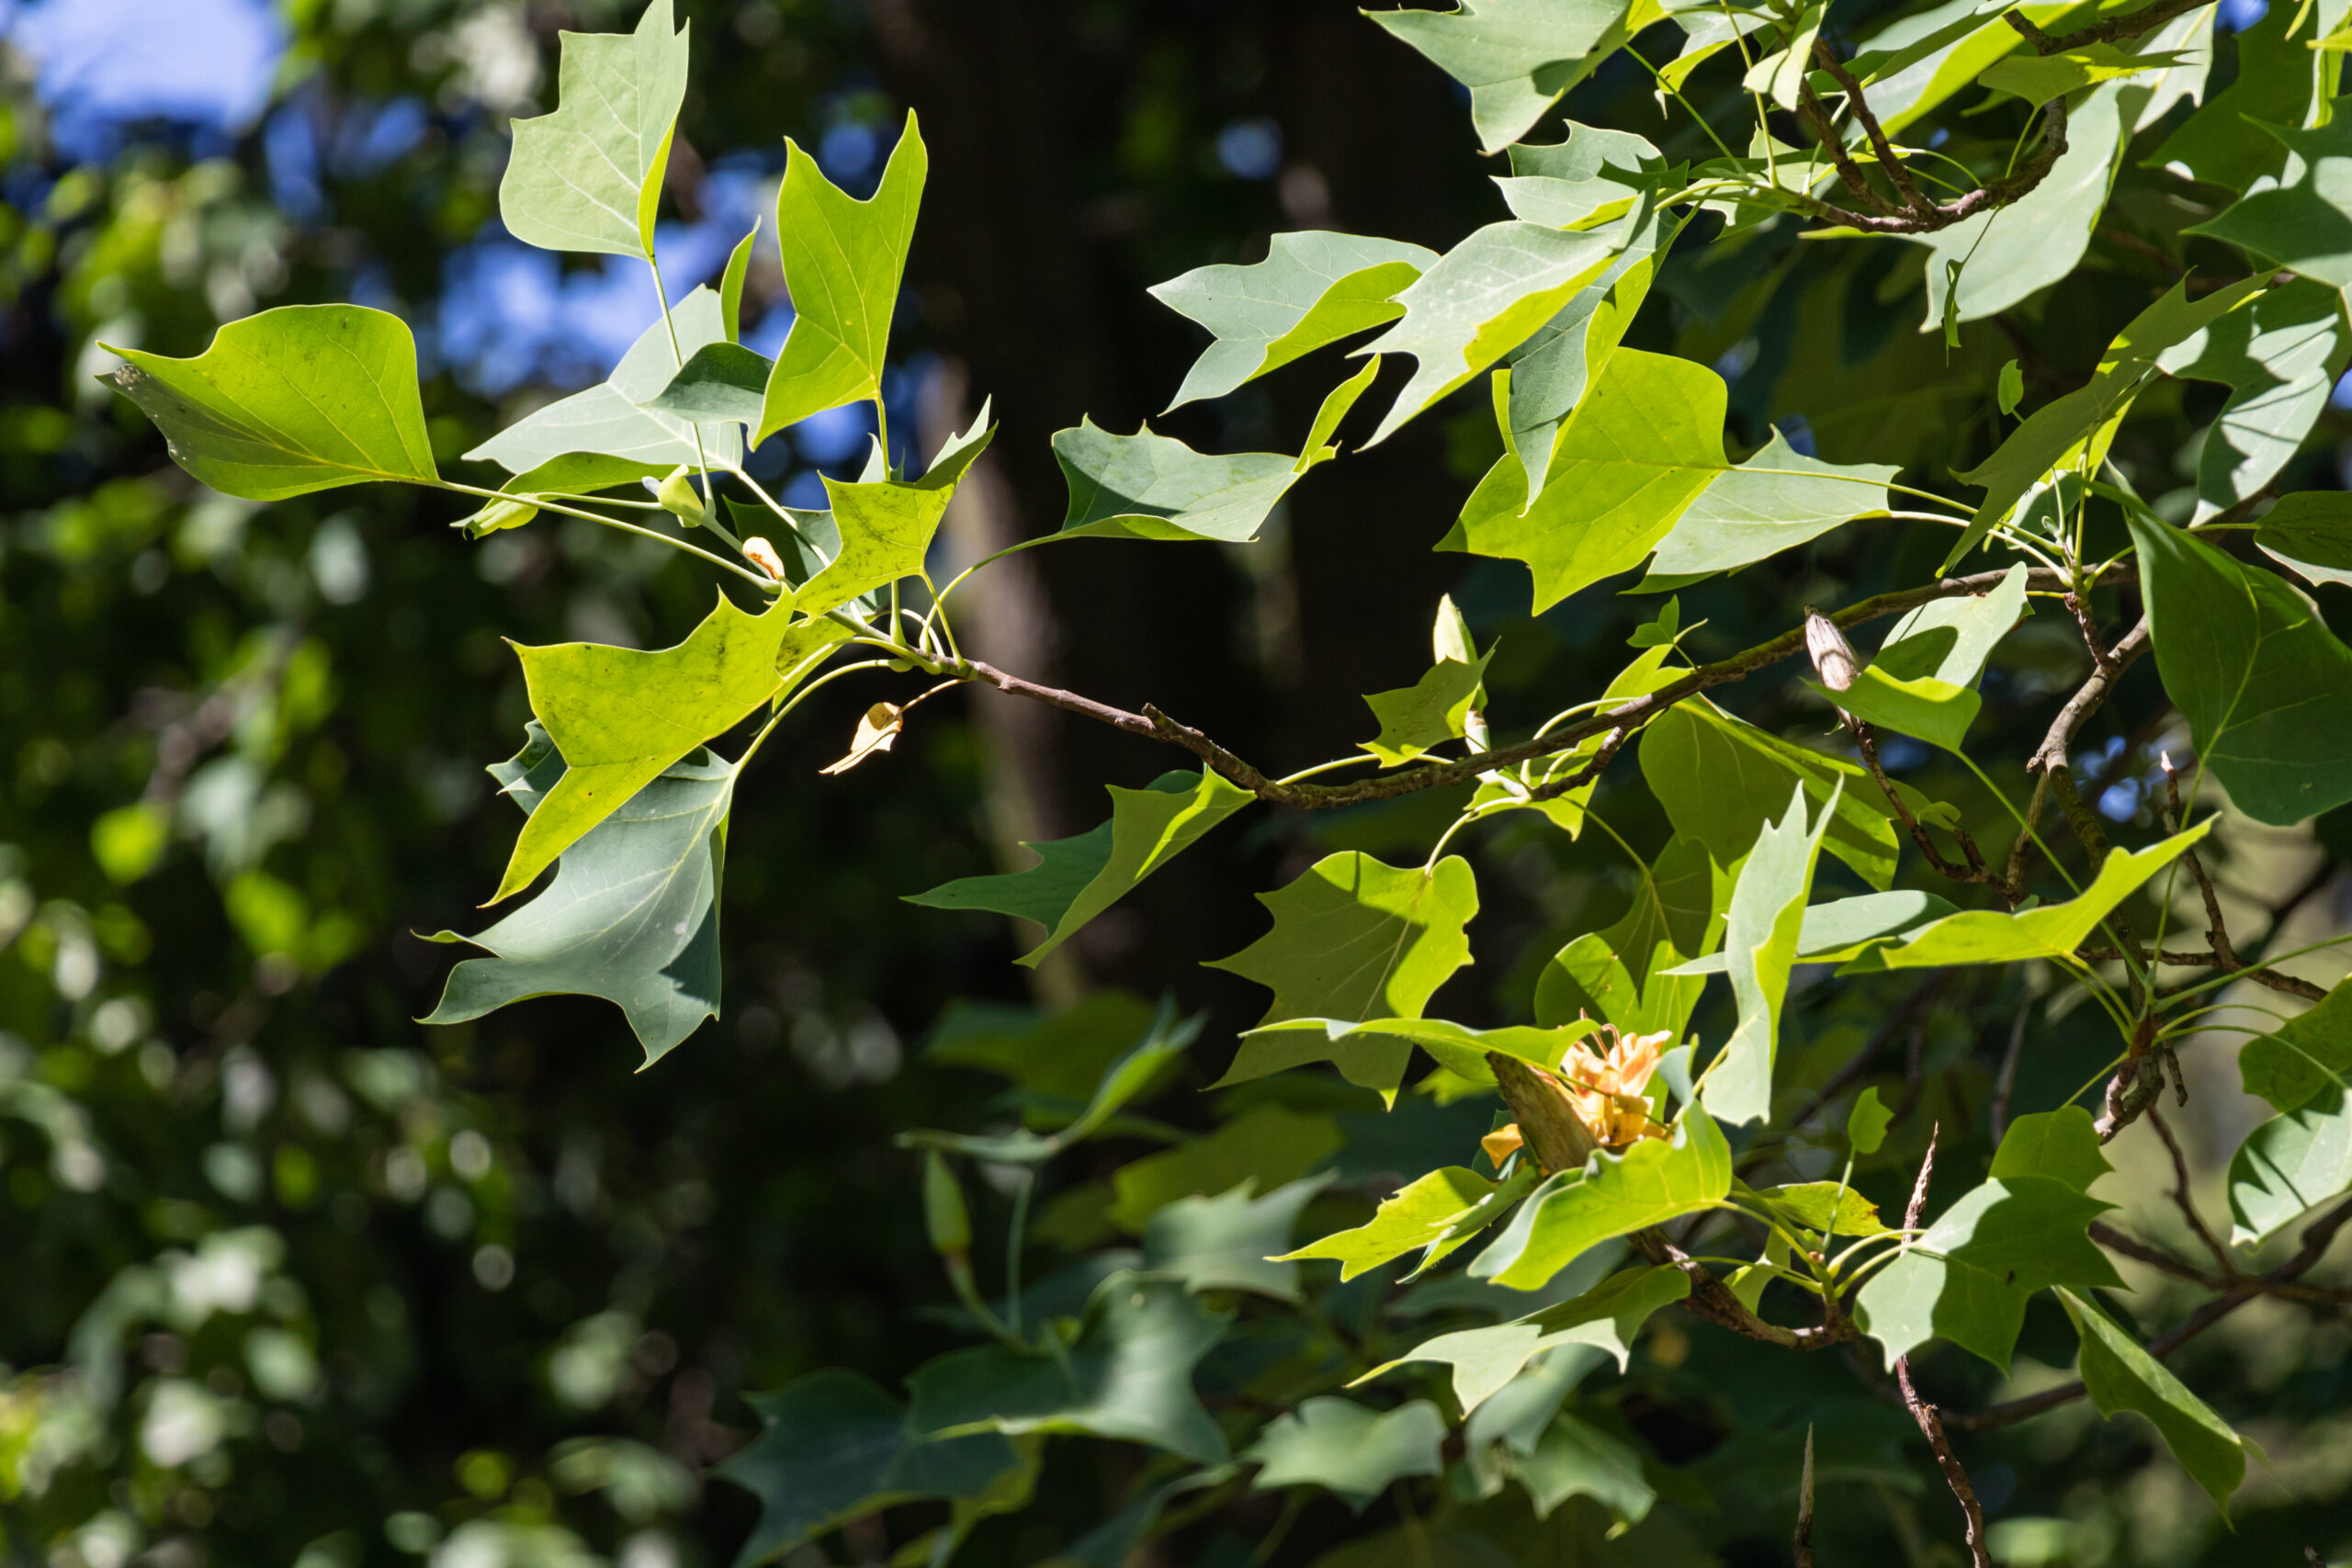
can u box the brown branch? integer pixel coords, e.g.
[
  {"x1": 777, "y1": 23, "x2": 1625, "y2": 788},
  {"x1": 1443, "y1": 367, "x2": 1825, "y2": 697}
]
[
  {"x1": 2148, "y1": 1107, "x2": 2238, "y2": 1281},
  {"x1": 2030, "y1": 615, "x2": 2151, "y2": 776},
  {"x1": 1794, "y1": 1427, "x2": 1816, "y2": 1568},
  {"x1": 1989, "y1": 996, "x2": 2030, "y2": 1145},
  {"x1": 1813, "y1": 39, "x2": 1928, "y2": 216},
  {"x1": 2087, "y1": 1220, "x2": 2226, "y2": 1290},
  {"x1": 1892, "y1": 1128, "x2": 1993, "y2": 1567},
  {"x1": 2158, "y1": 752, "x2": 2241, "y2": 970},
  {"x1": 1797, "y1": 79, "x2": 1900, "y2": 215},
  {"x1": 940, "y1": 566, "x2": 2129, "y2": 812},
  {"x1": 1957, "y1": 1194, "x2": 2352, "y2": 1431},
  {"x1": 1792, "y1": 97, "x2": 2069, "y2": 236},
  {"x1": 1856, "y1": 721, "x2": 2011, "y2": 901},
  {"x1": 2027, "y1": 0, "x2": 2211, "y2": 52}
]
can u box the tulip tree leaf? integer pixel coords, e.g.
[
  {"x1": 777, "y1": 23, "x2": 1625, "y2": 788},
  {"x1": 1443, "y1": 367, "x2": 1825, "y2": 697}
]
[
  {"x1": 1535, "y1": 831, "x2": 1721, "y2": 1036},
  {"x1": 1854, "y1": 820, "x2": 2211, "y2": 969},
  {"x1": 1645, "y1": 431, "x2": 1898, "y2": 583},
  {"x1": 792, "y1": 407, "x2": 994, "y2": 615},
  {"x1": 2256, "y1": 491, "x2": 2352, "y2": 590},
  {"x1": 1360, "y1": 646, "x2": 1494, "y2": 768},
  {"x1": 2147, "y1": 3, "x2": 2315, "y2": 194},
  {"x1": 715, "y1": 1370, "x2": 1019, "y2": 1568},
  {"x1": 907, "y1": 1274, "x2": 1232, "y2": 1464},
  {"x1": 1979, "y1": 42, "x2": 2178, "y2": 106},
  {"x1": 1359, "y1": 220, "x2": 1628, "y2": 446},
  {"x1": 492, "y1": 453, "x2": 673, "y2": 505},
  {"x1": 1854, "y1": 1176, "x2": 2120, "y2": 1371},
  {"x1": 1227, "y1": 1017, "x2": 1597, "y2": 1097},
  {"x1": 2128, "y1": 511, "x2": 2352, "y2": 825},
  {"x1": 640, "y1": 341, "x2": 774, "y2": 425},
  {"x1": 1638, "y1": 700, "x2": 1908, "y2": 891},
  {"x1": 1663, "y1": 889, "x2": 1960, "y2": 976},
  {"x1": 1471, "y1": 645, "x2": 1680, "y2": 839},
  {"x1": 1818, "y1": 667, "x2": 1983, "y2": 754},
  {"x1": 1142, "y1": 1177, "x2": 1329, "y2": 1300},
  {"x1": 2155, "y1": 279, "x2": 2351, "y2": 522},
  {"x1": 1512, "y1": 1410, "x2": 1657, "y2": 1526},
  {"x1": 467, "y1": 287, "x2": 744, "y2": 473},
  {"x1": 424, "y1": 747, "x2": 735, "y2": 1064},
  {"x1": 1244, "y1": 1398, "x2": 1446, "y2": 1510},
  {"x1": 757, "y1": 112, "x2": 926, "y2": 442},
  {"x1": 1498, "y1": 123, "x2": 1667, "y2": 231},
  {"x1": 1989, "y1": 1107, "x2": 2113, "y2": 1192},
  {"x1": 1369, "y1": 0, "x2": 1649, "y2": 154},
  {"x1": 1704, "y1": 784, "x2": 1835, "y2": 1128},
  {"x1": 1276, "y1": 1166, "x2": 1501, "y2": 1281},
  {"x1": 1151, "y1": 231, "x2": 1438, "y2": 409},
  {"x1": 2056, "y1": 1288, "x2": 2246, "y2": 1515},
  {"x1": 2186, "y1": 114, "x2": 2352, "y2": 292},
  {"x1": 1444, "y1": 350, "x2": 1727, "y2": 611},
  {"x1": 1108, "y1": 1106, "x2": 1344, "y2": 1234},
  {"x1": 1468, "y1": 1110, "x2": 1733, "y2": 1291},
  {"x1": 2227, "y1": 1084, "x2": 2352, "y2": 1245},
  {"x1": 1871, "y1": 563, "x2": 2031, "y2": 686},
  {"x1": 1945, "y1": 276, "x2": 2267, "y2": 569},
  {"x1": 100, "y1": 305, "x2": 436, "y2": 501},
  {"x1": 497, "y1": 0, "x2": 689, "y2": 261},
  {"x1": 1751, "y1": 1181, "x2": 1888, "y2": 1237},
  {"x1": 2238, "y1": 979, "x2": 2352, "y2": 1113},
  {"x1": 1362, "y1": 1265, "x2": 1691, "y2": 1415},
  {"x1": 907, "y1": 768, "x2": 1253, "y2": 965},
  {"x1": 492, "y1": 600, "x2": 850, "y2": 902},
  {"x1": 1209, "y1": 852, "x2": 1480, "y2": 1027}
]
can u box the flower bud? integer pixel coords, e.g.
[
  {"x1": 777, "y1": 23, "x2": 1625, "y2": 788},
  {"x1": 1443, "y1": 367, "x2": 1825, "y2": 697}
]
[
  {"x1": 922, "y1": 1150, "x2": 970, "y2": 1258},
  {"x1": 655, "y1": 465, "x2": 707, "y2": 527}
]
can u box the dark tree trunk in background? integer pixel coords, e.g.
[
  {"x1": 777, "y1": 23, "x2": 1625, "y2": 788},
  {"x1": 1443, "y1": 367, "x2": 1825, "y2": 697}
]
[{"x1": 864, "y1": 0, "x2": 1489, "y2": 1004}]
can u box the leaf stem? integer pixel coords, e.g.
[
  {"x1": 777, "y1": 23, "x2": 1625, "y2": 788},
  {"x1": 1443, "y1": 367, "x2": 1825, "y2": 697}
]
[{"x1": 435, "y1": 479, "x2": 776, "y2": 590}]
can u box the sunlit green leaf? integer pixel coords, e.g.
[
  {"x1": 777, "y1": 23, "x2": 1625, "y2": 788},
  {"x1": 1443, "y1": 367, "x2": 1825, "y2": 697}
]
[
  {"x1": 1359, "y1": 1264, "x2": 1690, "y2": 1414},
  {"x1": 1849, "y1": 1088, "x2": 1893, "y2": 1156},
  {"x1": 1245, "y1": 1398, "x2": 1445, "y2": 1510},
  {"x1": 2057, "y1": 1288, "x2": 2245, "y2": 1515},
  {"x1": 2238, "y1": 978, "x2": 2352, "y2": 1112},
  {"x1": 1871, "y1": 562, "x2": 2030, "y2": 686},
  {"x1": 1209, "y1": 852, "x2": 1479, "y2": 1026},
  {"x1": 101, "y1": 306, "x2": 435, "y2": 501},
  {"x1": 1367, "y1": 0, "x2": 1648, "y2": 154},
  {"x1": 757, "y1": 112, "x2": 925, "y2": 442},
  {"x1": 715, "y1": 1370, "x2": 1018, "y2": 1568},
  {"x1": 793, "y1": 405, "x2": 993, "y2": 615},
  {"x1": 1645, "y1": 431, "x2": 1897, "y2": 585},
  {"x1": 1667, "y1": 889, "x2": 1959, "y2": 975},
  {"x1": 497, "y1": 0, "x2": 689, "y2": 261},
  {"x1": 639, "y1": 341, "x2": 773, "y2": 425},
  {"x1": 1471, "y1": 644, "x2": 1681, "y2": 838},
  {"x1": 2129, "y1": 511, "x2": 2352, "y2": 825},
  {"x1": 2227, "y1": 1084, "x2": 2352, "y2": 1245},
  {"x1": 1277, "y1": 1167, "x2": 1504, "y2": 1281},
  {"x1": 2156, "y1": 280, "x2": 2351, "y2": 521},
  {"x1": 1469, "y1": 1110, "x2": 1732, "y2": 1291},
  {"x1": 1989, "y1": 1107, "x2": 2112, "y2": 1191},
  {"x1": 1752, "y1": 1180, "x2": 1888, "y2": 1238},
  {"x1": 1704, "y1": 784, "x2": 1834, "y2": 1128},
  {"x1": 1535, "y1": 831, "x2": 1721, "y2": 1035},
  {"x1": 1854, "y1": 1176, "x2": 2120, "y2": 1371},
  {"x1": 2256, "y1": 491, "x2": 2352, "y2": 590},
  {"x1": 908, "y1": 768, "x2": 1252, "y2": 964},
  {"x1": 1224, "y1": 1016, "x2": 1598, "y2": 1098},
  {"x1": 1510, "y1": 1409, "x2": 1656, "y2": 1525},
  {"x1": 1359, "y1": 598, "x2": 1494, "y2": 767},
  {"x1": 1979, "y1": 42, "x2": 2180, "y2": 105},
  {"x1": 2148, "y1": 2, "x2": 2312, "y2": 193},
  {"x1": 1151, "y1": 231, "x2": 1437, "y2": 409},
  {"x1": 908, "y1": 1273, "x2": 1232, "y2": 1463}
]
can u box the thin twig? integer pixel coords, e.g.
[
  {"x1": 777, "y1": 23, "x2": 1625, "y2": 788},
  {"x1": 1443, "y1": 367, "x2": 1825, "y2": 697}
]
[
  {"x1": 2030, "y1": 616, "x2": 2151, "y2": 776},
  {"x1": 1794, "y1": 1426, "x2": 1816, "y2": 1568},
  {"x1": 2147, "y1": 1108, "x2": 2238, "y2": 1280},
  {"x1": 1989, "y1": 995, "x2": 2030, "y2": 1145},
  {"x1": 1813, "y1": 39, "x2": 1926, "y2": 215},
  {"x1": 1856, "y1": 723, "x2": 2011, "y2": 901},
  {"x1": 2087, "y1": 1220, "x2": 2227, "y2": 1289},
  {"x1": 1891, "y1": 1128, "x2": 1992, "y2": 1567},
  {"x1": 2160, "y1": 753, "x2": 2241, "y2": 970}
]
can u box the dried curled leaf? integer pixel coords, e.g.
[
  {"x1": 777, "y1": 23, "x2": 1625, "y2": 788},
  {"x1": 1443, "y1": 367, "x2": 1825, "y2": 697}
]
[
  {"x1": 742, "y1": 536, "x2": 786, "y2": 581},
  {"x1": 1803, "y1": 607, "x2": 1860, "y2": 693},
  {"x1": 821, "y1": 703, "x2": 905, "y2": 775}
]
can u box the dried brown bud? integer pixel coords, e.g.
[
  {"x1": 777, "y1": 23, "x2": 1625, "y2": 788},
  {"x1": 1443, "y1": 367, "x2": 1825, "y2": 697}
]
[{"x1": 1804, "y1": 606, "x2": 1861, "y2": 693}]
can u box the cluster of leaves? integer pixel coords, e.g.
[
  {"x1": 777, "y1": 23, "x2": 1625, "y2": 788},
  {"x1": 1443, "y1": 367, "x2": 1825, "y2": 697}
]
[{"x1": 64, "y1": 0, "x2": 2352, "y2": 1564}]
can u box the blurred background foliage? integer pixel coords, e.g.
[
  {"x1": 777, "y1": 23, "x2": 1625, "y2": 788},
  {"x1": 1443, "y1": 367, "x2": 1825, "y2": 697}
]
[{"x1": 0, "y1": 3, "x2": 2347, "y2": 1568}]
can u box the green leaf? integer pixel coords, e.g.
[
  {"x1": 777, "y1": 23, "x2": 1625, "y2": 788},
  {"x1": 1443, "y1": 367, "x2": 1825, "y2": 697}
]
[
  {"x1": 792, "y1": 405, "x2": 994, "y2": 615},
  {"x1": 2188, "y1": 114, "x2": 2352, "y2": 291},
  {"x1": 905, "y1": 998, "x2": 1206, "y2": 1164},
  {"x1": 639, "y1": 341, "x2": 773, "y2": 425},
  {"x1": 496, "y1": 0, "x2": 689, "y2": 262},
  {"x1": 2147, "y1": 3, "x2": 2316, "y2": 193},
  {"x1": 100, "y1": 305, "x2": 435, "y2": 501},
  {"x1": 488, "y1": 719, "x2": 567, "y2": 817},
  {"x1": 1915, "y1": 84, "x2": 2127, "y2": 332},
  {"x1": 1818, "y1": 666, "x2": 1982, "y2": 754},
  {"x1": 1360, "y1": 219, "x2": 1629, "y2": 446},
  {"x1": 1704, "y1": 784, "x2": 1835, "y2": 1128},
  {"x1": 1277, "y1": 1167, "x2": 1500, "y2": 1281},
  {"x1": 2156, "y1": 280, "x2": 2351, "y2": 521},
  {"x1": 1050, "y1": 423, "x2": 1307, "y2": 543},
  {"x1": 423, "y1": 748, "x2": 734, "y2": 1063},
  {"x1": 1498, "y1": 123, "x2": 1666, "y2": 231},
  {"x1": 1849, "y1": 1087, "x2": 1893, "y2": 1156},
  {"x1": 1510, "y1": 1410, "x2": 1656, "y2": 1525},
  {"x1": 1998, "y1": 358, "x2": 2025, "y2": 415},
  {"x1": 908, "y1": 768, "x2": 1250, "y2": 964},
  {"x1": 1945, "y1": 276, "x2": 2267, "y2": 570},
  {"x1": 756, "y1": 112, "x2": 925, "y2": 443},
  {"x1": 1871, "y1": 562, "x2": 2030, "y2": 686},
  {"x1": 1644, "y1": 431, "x2": 1898, "y2": 584},
  {"x1": 720, "y1": 223, "x2": 757, "y2": 343},
  {"x1": 1360, "y1": 601, "x2": 1494, "y2": 767},
  {"x1": 493, "y1": 594, "x2": 849, "y2": 901},
  {"x1": 1743, "y1": 0, "x2": 1826, "y2": 110},
  {"x1": 1753, "y1": 1180, "x2": 1888, "y2": 1237},
  {"x1": 1359, "y1": 1264, "x2": 1690, "y2": 1414},
  {"x1": 1989, "y1": 1107, "x2": 2113, "y2": 1191},
  {"x1": 1108, "y1": 1105, "x2": 1343, "y2": 1233},
  {"x1": 1368, "y1": 0, "x2": 1646, "y2": 153},
  {"x1": 1626, "y1": 597, "x2": 1679, "y2": 649},
  {"x1": 1854, "y1": 1176, "x2": 2120, "y2": 1371},
  {"x1": 1535, "y1": 831, "x2": 1721, "y2": 1035},
  {"x1": 1506, "y1": 197, "x2": 1684, "y2": 500},
  {"x1": 1041, "y1": 1468, "x2": 1236, "y2": 1568},
  {"x1": 2128, "y1": 510, "x2": 2352, "y2": 825},
  {"x1": 1228, "y1": 1017, "x2": 1598, "y2": 1095},
  {"x1": 907, "y1": 1273, "x2": 1231, "y2": 1464},
  {"x1": 1142, "y1": 1177, "x2": 1329, "y2": 1300},
  {"x1": 715, "y1": 1370, "x2": 1018, "y2": 1568},
  {"x1": 466, "y1": 286, "x2": 744, "y2": 474},
  {"x1": 1210, "y1": 852, "x2": 1479, "y2": 1029},
  {"x1": 2056, "y1": 1287, "x2": 2245, "y2": 1515},
  {"x1": 1150, "y1": 231, "x2": 1437, "y2": 409},
  {"x1": 2239, "y1": 978, "x2": 2352, "y2": 1112},
  {"x1": 1637, "y1": 700, "x2": 1907, "y2": 890},
  {"x1": 2257, "y1": 491, "x2": 2352, "y2": 590},
  {"x1": 1443, "y1": 350, "x2": 1724, "y2": 611},
  {"x1": 2227, "y1": 1084, "x2": 2352, "y2": 1245},
  {"x1": 490, "y1": 452, "x2": 674, "y2": 507},
  {"x1": 1472, "y1": 645, "x2": 1683, "y2": 839},
  {"x1": 1979, "y1": 42, "x2": 2179, "y2": 105},
  {"x1": 1469, "y1": 1109, "x2": 1732, "y2": 1291},
  {"x1": 1665, "y1": 889, "x2": 1959, "y2": 975},
  {"x1": 1855, "y1": 820, "x2": 2211, "y2": 969},
  {"x1": 1245, "y1": 1397, "x2": 1446, "y2": 1510}
]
